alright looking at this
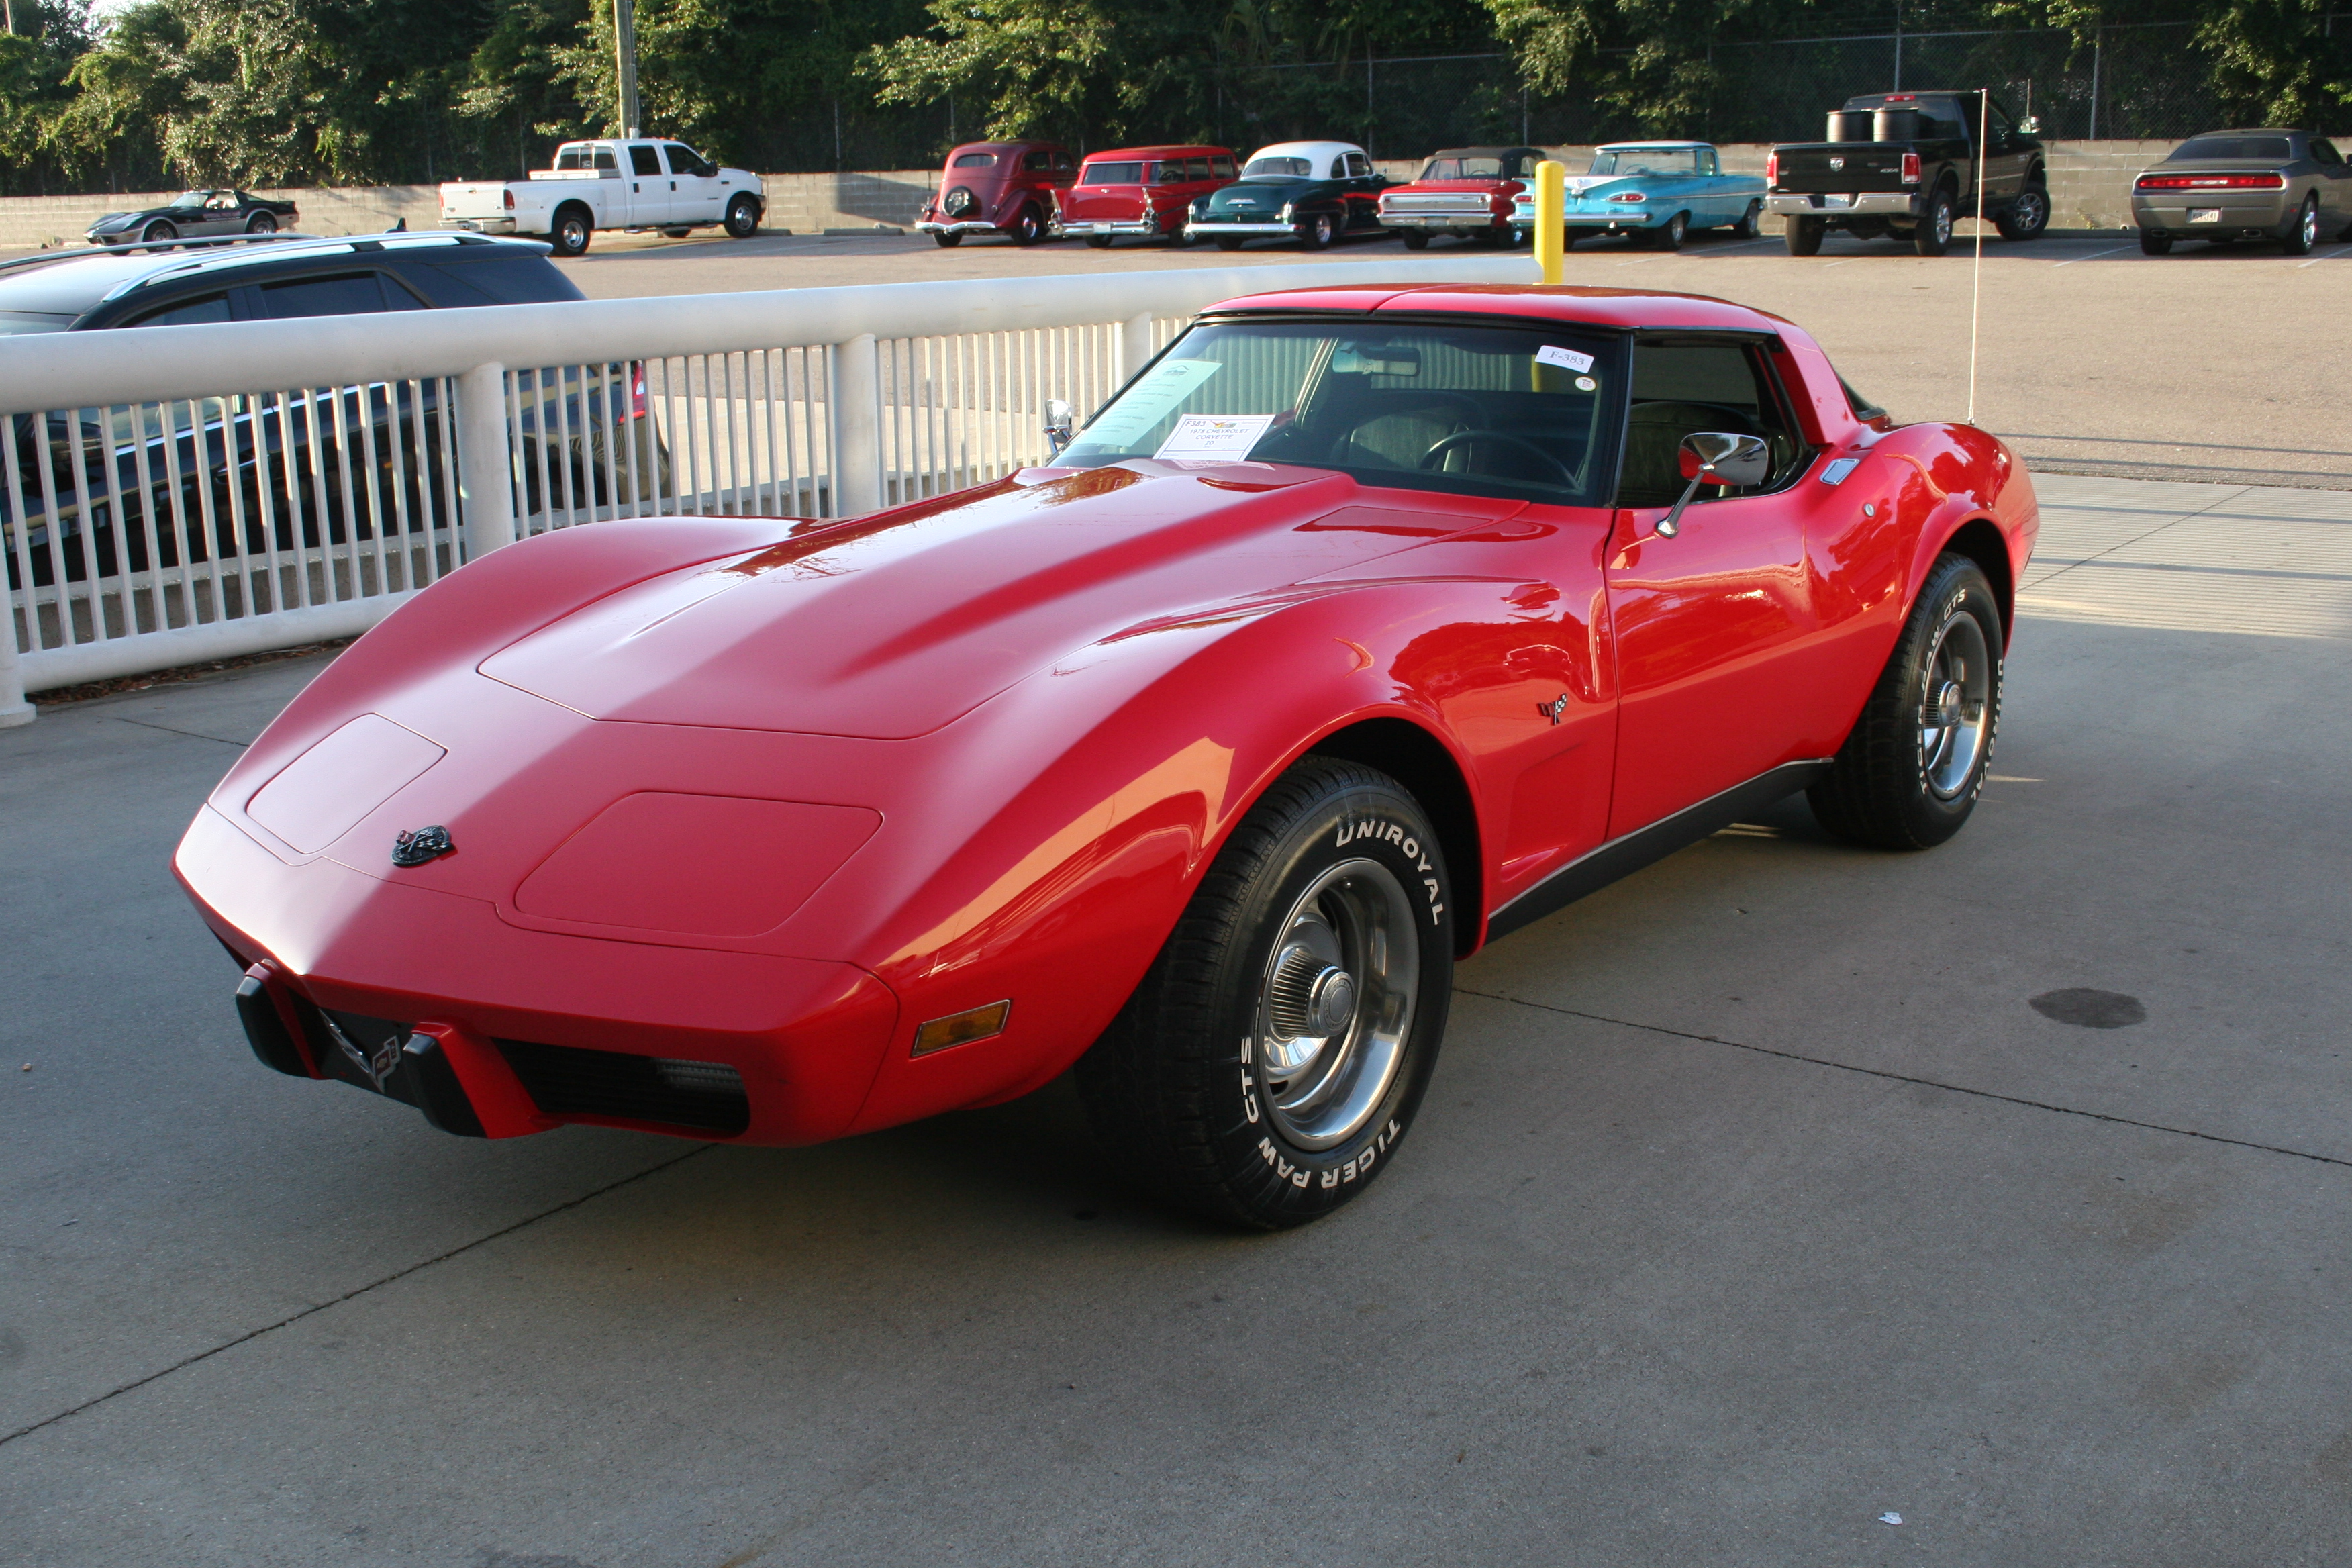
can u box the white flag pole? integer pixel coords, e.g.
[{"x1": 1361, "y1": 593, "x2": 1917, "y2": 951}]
[{"x1": 1967, "y1": 88, "x2": 1989, "y2": 426}]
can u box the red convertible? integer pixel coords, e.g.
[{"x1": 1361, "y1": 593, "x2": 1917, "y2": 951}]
[{"x1": 176, "y1": 283, "x2": 2036, "y2": 1230}]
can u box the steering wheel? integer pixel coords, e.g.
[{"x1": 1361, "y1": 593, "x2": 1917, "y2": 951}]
[{"x1": 1417, "y1": 429, "x2": 1575, "y2": 485}]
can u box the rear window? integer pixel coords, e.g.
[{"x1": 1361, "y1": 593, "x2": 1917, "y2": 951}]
[
  {"x1": 953, "y1": 152, "x2": 996, "y2": 168},
  {"x1": 259, "y1": 273, "x2": 391, "y2": 319},
  {"x1": 1591, "y1": 148, "x2": 1701, "y2": 176},
  {"x1": 1422, "y1": 156, "x2": 1506, "y2": 181},
  {"x1": 629, "y1": 144, "x2": 662, "y2": 177},
  {"x1": 418, "y1": 258, "x2": 585, "y2": 306},
  {"x1": 2169, "y1": 135, "x2": 2292, "y2": 161},
  {"x1": 126, "y1": 292, "x2": 233, "y2": 328},
  {"x1": 1083, "y1": 162, "x2": 1143, "y2": 185},
  {"x1": 1245, "y1": 156, "x2": 1310, "y2": 177},
  {"x1": 554, "y1": 146, "x2": 616, "y2": 172},
  {"x1": 1185, "y1": 158, "x2": 1212, "y2": 181},
  {"x1": 1212, "y1": 156, "x2": 1238, "y2": 179}
]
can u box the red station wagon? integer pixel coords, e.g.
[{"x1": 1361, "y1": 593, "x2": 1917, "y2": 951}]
[
  {"x1": 916, "y1": 140, "x2": 1077, "y2": 247},
  {"x1": 1057, "y1": 145, "x2": 1239, "y2": 248}
]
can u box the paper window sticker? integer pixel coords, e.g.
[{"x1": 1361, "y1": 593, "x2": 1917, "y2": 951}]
[
  {"x1": 1534, "y1": 345, "x2": 1595, "y2": 374},
  {"x1": 1079, "y1": 360, "x2": 1224, "y2": 446},
  {"x1": 1153, "y1": 413, "x2": 1275, "y2": 461}
]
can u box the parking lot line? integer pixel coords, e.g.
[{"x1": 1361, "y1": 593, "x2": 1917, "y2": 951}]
[
  {"x1": 2051, "y1": 244, "x2": 2141, "y2": 268},
  {"x1": 2297, "y1": 248, "x2": 2352, "y2": 267}
]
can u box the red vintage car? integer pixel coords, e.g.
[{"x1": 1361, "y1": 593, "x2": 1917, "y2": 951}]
[
  {"x1": 916, "y1": 140, "x2": 1075, "y2": 246},
  {"x1": 1377, "y1": 145, "x2": 1546, "y2": 248},
  {"x1": 1056, "y1": 144, "x2": 1238, "y2": 247},
  {"x1": 177, "y1": 283, "x2": 2036, "y2": 1231}
]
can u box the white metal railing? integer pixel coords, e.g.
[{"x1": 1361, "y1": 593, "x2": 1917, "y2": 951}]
[{"x1": 0, "y1": 253, "x2": 1534, "y2": 723}]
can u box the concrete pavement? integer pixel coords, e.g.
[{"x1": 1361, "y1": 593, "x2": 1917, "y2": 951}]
[{"x1": 2, "y1": 473, "x2": 2349, "y2": 1565}]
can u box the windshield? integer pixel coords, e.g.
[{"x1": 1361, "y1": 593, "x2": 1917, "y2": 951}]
[
  {"x1": 1244, "y1": 157, "x2": 1311, "y2": 178},
  {"x1": 0, "y1": 311, "x2": 74, "y2": 336},
  {"x1": 1591, "y1": 149, "x2": 1700, "y2": 176},
  {"x1": 2169, "y1": 135, "x2": 2292, "y2": 162},
  {"x1": 1422, "y1": 156, "x2": 1506, "y2": 181},
  {"x1": 169, "y1": 192, "x2": 209, "y2": 208},
  {"x1": 1058, "y1": 318, "x2": 1622, "y2": 507}
]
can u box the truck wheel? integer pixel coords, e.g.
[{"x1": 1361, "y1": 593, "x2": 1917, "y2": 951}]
[
  {"x1": 1785, "y1": 215, "x2": 1824, "y2": 256},
  {"x1": 2281, "y1": 195, "x2": 2318, "y2": 256},
  {"x1": 932, "y1": 232, "x2": 963, "y2": 248},
  {"x1": 1731, "y1": 201, "x2": 1761, "y2": 239},
  {"x1": 2138, "y1": 229, "x2": 2173, "y2": 256},
  {"x1": 724, "y1": 195, "x2": 760, "y2": 239},
  {"x1": 1008, "y1": 205, "x2": 1044, "y2": 246},
  {"x1": 550, "y1": 206, "x2": 591, "y2": 257},
  {"x1": 1995, "y1": 183, "x2": 2049, "y2": 240},
  {"x1": 1399, "y1": 230, "x2": 1429, "y2": 250},
  {"x1": 1808, "y1": 553, "x2": 2003, "y2": 850},
  {"x1": 1075, "y1": 757, "x2": 1453, "y2": 1230},
  {"x1": 1914, "y1": 187, "x2": 1955, "y2": 256}
]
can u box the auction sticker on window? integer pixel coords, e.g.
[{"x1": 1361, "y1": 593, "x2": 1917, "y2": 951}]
[
  {"x1": 1535, "y1": 344, "x2": 1595, "y2": 374},
  {"x1": 1154, "y1": 413, "x2": 1275, "y2": 461},
  {"x1": 1079, "y1": 360, "x2": 1224, "y2": 447}
]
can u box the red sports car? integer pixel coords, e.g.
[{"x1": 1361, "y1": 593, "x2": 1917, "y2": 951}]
[{"x1": 176, "y1": 283, "x2": 2036, "y2": 1230}]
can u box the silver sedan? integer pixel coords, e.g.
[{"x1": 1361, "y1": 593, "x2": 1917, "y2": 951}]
[{"x1": 2133, "y1": 130, "x2": 2352, "y2": 255}]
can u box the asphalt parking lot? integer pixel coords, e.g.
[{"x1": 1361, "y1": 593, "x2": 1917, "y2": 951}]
[
  {"x1": 548, "y1": 224, "x2": 2352, "y2": 489},
  {"x1": 4, "y1": 467, "x2": 2350, "y2": 1565}
]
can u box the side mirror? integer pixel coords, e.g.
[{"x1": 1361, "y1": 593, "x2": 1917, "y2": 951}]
[
  {"x1": 1044, "y1": 397, "x2": 1075, "y2": 456},
  {"x1": 2018, "y1": 115, "x2": 2041, "y2": 136},
  {"x1": 1658, "y1": 432, "x2": 1769, "y2": 538}
]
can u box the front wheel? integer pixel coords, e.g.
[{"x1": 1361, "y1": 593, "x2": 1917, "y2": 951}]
[
  {"x1": 1914, "y1": 188, "x2": 1955, "y2": 256},
  {"x1": 2139, "y1": 228, "x2": 2173, "y2": 256},
  {"x1": 1996, "y1": 185, "x2": 2049, "y2": 241},
  {"x1": 1076, "y1": 758, "x2": 1454, "y2": 1230},
  {"x1": 1785, "y1": 215, "x2": 1824, "y2": 256},
  {"x1": 2282, "y1": 195, "x2": 2318, "y2": 256},
  {"x1": 724, "y1": 195, "x2": 759, "y2": 239},
  {"x1": 932, "y1": 232, "x2": 963, "y2": 248},
  {"x1": 1808, "y1": 554, "x2": 2004, "y2": 850},
  {"x1": 140, "y1": 220, "x2": 178, "y2": 249}
]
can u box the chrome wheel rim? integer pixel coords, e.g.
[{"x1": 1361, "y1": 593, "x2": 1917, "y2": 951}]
[
  {"x1": 1934, "y1": 201, "x2": 1953, "y2": 244},
  {"x1": 2019, "y1": 190, "x2": 2045, "y2": 230},
  {"x1": 1254, "y1": 856, "x2": 1420, "y2": 1151},
  {"x1": 1920, "y1": 609, "x2": 1993, "y2": 799},
  {"x1": 2301, "y1": 203, "x2": 2317, "y2": 247}
]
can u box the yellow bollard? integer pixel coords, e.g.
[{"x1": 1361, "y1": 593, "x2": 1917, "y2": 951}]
[{"x1": 1534, "y1": 160, "x2": 1565, "y2": 285}]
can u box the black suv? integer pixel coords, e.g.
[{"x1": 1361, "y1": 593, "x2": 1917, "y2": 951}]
[{"x1": 3, "y1": 232, "x2": 665, "y2": 593}]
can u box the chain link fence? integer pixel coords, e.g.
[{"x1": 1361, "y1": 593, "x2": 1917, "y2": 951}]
[{"x1": 1202, "y1": 19, "x2": 2352, "y2": 161}]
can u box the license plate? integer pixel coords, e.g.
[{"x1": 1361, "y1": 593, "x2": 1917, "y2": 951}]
[
  {"x1": 1820, "y1": 194, "x2": 1853, "y2": 209},
  {"x1": 2188, "y1": 207, "x2": 2222, "y2": 224}
]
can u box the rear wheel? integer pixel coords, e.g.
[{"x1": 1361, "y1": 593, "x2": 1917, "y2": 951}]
[
  {"x1": 245, "y1": 213, "x2": 277, "y2": 235},
  {"x1": 1730, "y1": 200, "x2": 1761, "y2": 239},
  {"x1": 2282, "y1": 195, "x2": 2318, "y2": 256},
  {"x1": 1914, "y1": 187, "x2": 1955, "y2": 256},
  {"x1": 1008, "y1": 205, "x2": 1045, "y2": 246},
  {"x1": 2139, "y1": 229, "x2": 2173, "y2": 255},
  {"x1": 1216, "y1": 236, "x2": 1244, "y2": 252},
  {"x1": 1808, "y1": 554, "x2": 2003, "y2": 850},
  {"x1": 1399, "y1": 230, "x2": 1430, "y2": 250},
  {"x1": 1785, "y1": 215, "x2": 1824, "y2": 256},
  {"x1": 1085, "y1": 234, "x2": 1113, "y2": 249},
  {"x1": 658, "y1": 226, "x2": 692, "y2": 238},
  {"x1": 724, "y1": 195, "x2": 760, "y2": 239},
  {"x1": 1471, "y1": 224, "x2": 1504, "y2": 247},
  {"x1": 1996, "y1": 183, "x2": 2049, "y2": 241},
  {"x1": 1075, "y1": 758, "x2": 1453, "y2": 1230},
  {"x1": 932, "y1": 231, "x2": 963, "y2": 248},
  {"x1": 1302, "y1": 211, "x2": 1338, "y2": 249},
  {"x1": 550, "y1": 206, "x2": 591, "y2": 256},
  {"x1": 1653, "y1": 211, "x2": 1687, "y2": 250}
]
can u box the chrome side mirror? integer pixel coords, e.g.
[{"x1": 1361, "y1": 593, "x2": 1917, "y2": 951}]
[
  {"x1": 2018, "y1": 115, "x2": 2041, "y2": 136},
  {"x1": 1657, "y1": 432, "x2": 1769, "y2": 538},
  {"x1": 1044, "y1": 397, "x2": 1075, "y2": 457}
]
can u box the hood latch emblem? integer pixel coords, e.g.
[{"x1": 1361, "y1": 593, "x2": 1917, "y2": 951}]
[{"x1": 391, "y1": 825, "x2": 456, "y2": 867}]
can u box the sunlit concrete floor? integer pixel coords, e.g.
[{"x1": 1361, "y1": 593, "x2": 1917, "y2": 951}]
[{"x1": 2, "y1": 472, "x2": 2348, "y2": 1566}]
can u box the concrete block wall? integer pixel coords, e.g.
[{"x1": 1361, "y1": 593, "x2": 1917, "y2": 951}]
[{"x1": 1, "y1": 142, "x2": 2169, "y2": 251}]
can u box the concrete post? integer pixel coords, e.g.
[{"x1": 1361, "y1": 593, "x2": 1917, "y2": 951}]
[
  {"x1": 834, "y1": 334, "x2": 883, "y2": 516},
  {"x1": 0, "y1": 607, "x2": 34, "y2": 728},
  {"x1": 1121, "y1": 311, "x2": 1157, "y2": 383},
  {"x1": 454, "y1": 362, "x2": 516, "y2": 562}
]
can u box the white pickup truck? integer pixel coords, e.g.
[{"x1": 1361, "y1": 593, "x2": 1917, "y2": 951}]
[{"x1": 438, "y1": 138, "x2": 765, "y2": 256}]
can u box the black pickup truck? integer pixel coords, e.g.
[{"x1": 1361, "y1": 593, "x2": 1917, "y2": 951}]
[{"x1": 1766, "y1": 91, "x2": 2049, "y2": 256}]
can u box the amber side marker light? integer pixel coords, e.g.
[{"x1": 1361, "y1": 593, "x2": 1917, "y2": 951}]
[{"x1": 912, "y1": 1001, "x2": 1012, "y2": 1057}]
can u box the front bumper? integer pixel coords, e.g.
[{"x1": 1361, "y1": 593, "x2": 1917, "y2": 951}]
[
  {"x1": 447, "y1": 216, "x2": 520, "y2": 234},
  {"x1": 2131, "y1": 195, "x2": 2292, "y2": 236},
  {"x1": 1767, "y1": 191, "x2": 1920, "y2": 219},
  {"x1": 1187, "y1": 220, "x2": 1299, "y2": 238},
  {"x1": 916, "y1": 219, "x2": 1005, "y2": 236}
]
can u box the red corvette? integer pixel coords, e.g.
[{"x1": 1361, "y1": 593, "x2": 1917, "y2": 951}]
[{"x1": 176, "y1": 283, "x2": 2036, "y2": 1229}]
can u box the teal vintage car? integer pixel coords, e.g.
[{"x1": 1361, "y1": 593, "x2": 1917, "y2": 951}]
[{"x1": 1509, "y1": 142, "x2": 1765, "y2": 250}]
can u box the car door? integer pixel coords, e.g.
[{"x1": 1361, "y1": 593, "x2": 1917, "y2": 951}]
[
  {"x1": 1602, "y1": 334, "x2": 1824, "y2": 837},
  {"x1": 2310, "y1": 138, "x2": 2352, "y2": 225},
  {"x1": 662, "y1": 144, "x2": 724, "y2": 225},
  {"x1": 195, "y1": 191, "x2": 244, "y2": 236},
  {"x1": 625, "y1": 143, "x2": 669, "y2": 224},
  {"x1": 1342, "y1": 152, "x2": 1382, "y2": 228}
]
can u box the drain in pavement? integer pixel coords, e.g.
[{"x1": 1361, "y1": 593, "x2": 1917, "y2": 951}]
[{"x1": 2030, "y1": 988, "x2": 2147, "y2": 1029}]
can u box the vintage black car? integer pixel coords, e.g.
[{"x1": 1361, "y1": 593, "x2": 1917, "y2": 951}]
[
  {"x1": 1185, "y1": 140, "x2": 1392, "y2": 250},
  {"x1": 2, "y1": 233, "x2": 666, "y2": 595},
  {"x1": 84, "y1": 190, "x2": 302, "y2": 247}
]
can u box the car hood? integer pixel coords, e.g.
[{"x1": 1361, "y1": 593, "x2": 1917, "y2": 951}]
[{"x1": 480, "y1": 463, "x2": 1504, "y2": 739}]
